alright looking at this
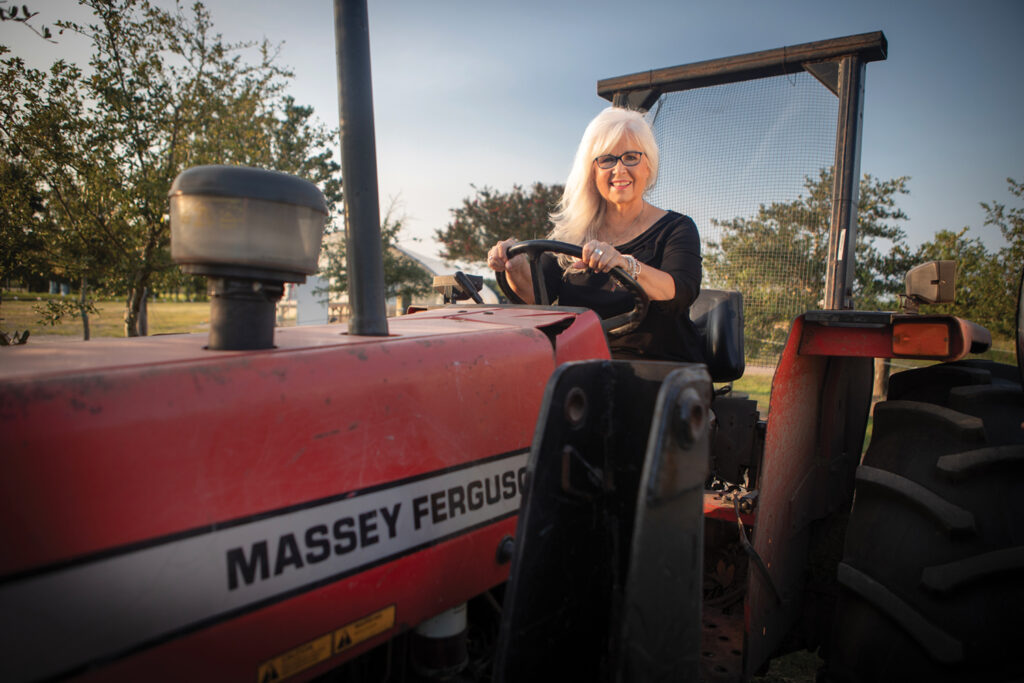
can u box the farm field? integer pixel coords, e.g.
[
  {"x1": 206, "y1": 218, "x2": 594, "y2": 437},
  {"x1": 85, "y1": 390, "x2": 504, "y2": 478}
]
[{"x1": 1, "y1": 297, "x2": 211, "y2": 340}]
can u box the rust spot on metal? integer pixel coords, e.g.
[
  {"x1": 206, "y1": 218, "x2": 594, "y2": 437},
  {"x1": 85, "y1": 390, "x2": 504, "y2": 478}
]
[{"x1": 70, "y1": 397, "x2": 102, "y2": 415}]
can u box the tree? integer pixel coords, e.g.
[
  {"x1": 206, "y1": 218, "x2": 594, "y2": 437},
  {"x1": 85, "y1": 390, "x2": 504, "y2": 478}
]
[
  {"x1": 0, "y1": 1, "x2": 56, "y2": 42},
  {"x1": 706, "y1": 170, "x2": 912, "y2": 360},
  {"x1": 321, "y1": 201, "x2": 432, "y2": 307},
  {"x1": 983, "y1": 177, "x2": 1024, "y2": 330},
  {"x1": 435, "y1": 182, "x2": 564, "y2": 264},
  {"x1": 911, "y1": 228, "x2": 1007, "y2": 335},
  {"x1": 1, "y1": 0, "x2": 341, "y2": 338},
  {"x1": 913, "y1": 178, "x2": 1024, "y2": 338},
  {"x1": 0, "y1": 53, "x2": 114, "y2": 337},
  {"x1": 0, "y1": 156, "x2": 46, "y2": 289}
]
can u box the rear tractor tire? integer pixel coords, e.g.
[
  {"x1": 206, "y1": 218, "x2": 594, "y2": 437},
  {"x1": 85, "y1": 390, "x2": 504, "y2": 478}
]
[{"x1": 827, "y1": 361, "x2": 1024, "y2": 682}]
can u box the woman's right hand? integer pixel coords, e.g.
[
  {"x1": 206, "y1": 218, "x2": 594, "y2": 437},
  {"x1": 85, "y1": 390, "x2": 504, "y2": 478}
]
[
  {"x1": 486, "y1": 237, "x2": 520, "y2": 273},
  {"x1": 487, "y1": 237, "x2": 535, "y2": 303}
]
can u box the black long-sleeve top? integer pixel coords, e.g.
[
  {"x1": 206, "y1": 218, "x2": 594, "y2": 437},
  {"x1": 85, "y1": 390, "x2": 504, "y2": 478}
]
[{"x1": 539, "y1": 211, "x2": 704, "y2": 362}]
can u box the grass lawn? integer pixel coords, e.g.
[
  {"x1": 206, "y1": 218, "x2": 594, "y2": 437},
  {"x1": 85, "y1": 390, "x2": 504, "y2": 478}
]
[
  {"x1": 730, "y1": 369, "x2": 773, "y2": 414},
  {"x1": 977, "y1": 338, "x2": 1017, "y2": 366},
  {"x1": 1, "y1": 297, "x2": 210, "y2": 339},
  {"x1": 729, "y1": 331, "x2": 1017, "y2": 418},
  {"x1": 731, "y1": 367, "x2": 877, "y2": 451}
]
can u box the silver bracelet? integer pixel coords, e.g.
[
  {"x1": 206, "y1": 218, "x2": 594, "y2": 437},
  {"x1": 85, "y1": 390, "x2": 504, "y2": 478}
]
[{"x1": 625, "y1": 254, "x2": 641, "y2": 280}]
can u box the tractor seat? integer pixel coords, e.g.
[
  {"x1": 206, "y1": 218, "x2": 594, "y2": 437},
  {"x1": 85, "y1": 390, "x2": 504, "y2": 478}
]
[{"x1": 689, "y1": 289, "x2": 745, "y2": 383}]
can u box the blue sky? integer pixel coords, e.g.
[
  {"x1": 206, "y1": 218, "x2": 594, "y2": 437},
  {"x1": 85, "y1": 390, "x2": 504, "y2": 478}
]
[{"x1": 6, "y1": 0, "x2": 1022, "y2": 260}]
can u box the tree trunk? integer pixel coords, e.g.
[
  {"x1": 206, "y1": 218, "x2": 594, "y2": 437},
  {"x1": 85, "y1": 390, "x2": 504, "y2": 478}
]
[
  {"x1": 125, "y1": 291, "x2": 137, "y2": 336},
  {"x1": 139, "y1": 287, "x2": 148, "y2": 336},
  {"x1": 80, "y1": 276, "x2": 91, "y2": 341},
  {"x1": 125, "y1": 226, "x2": 163, "y2": 336},
  {"x1": 872, "y1": 358, "x2": 890, "y2": 399},
  {"x1": 124, "y1": 277, "x2": 152, "y2": 337}
]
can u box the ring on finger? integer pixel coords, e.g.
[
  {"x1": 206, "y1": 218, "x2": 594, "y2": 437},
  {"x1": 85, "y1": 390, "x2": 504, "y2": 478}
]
[{"x1": 595, "y1": 248, "x2": 604, "y2": 257}]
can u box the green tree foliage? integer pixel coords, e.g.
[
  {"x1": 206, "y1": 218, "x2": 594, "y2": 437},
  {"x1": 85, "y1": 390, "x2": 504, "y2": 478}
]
[
  {"x1": 1, "y1": 0, "x2": 341, "y2": 338},
  {"x1": 706, "y1": 170, "x2": 912, "y2": 360},
  {"x1": 983, "y1": 178, "x2": 1024, "y2": 316},
  {"x1": 0, "y1": 54, "x2": 111, "y2": 334},
  {"x1": 911, "y1": 228, "x2": 1006, "y2": 334},
  {"x1": 914, "y1": 178, "x2": 1023, "y2": 338},
  {"x1": 0, "y1": 1, "x2": 56, "y2": 42},
  {"x1": 435, "y1": 182, "x2": 564, "y2": 263},
  {"x1": 0, "y1": 157, "x2": 46, "y2": 288}
]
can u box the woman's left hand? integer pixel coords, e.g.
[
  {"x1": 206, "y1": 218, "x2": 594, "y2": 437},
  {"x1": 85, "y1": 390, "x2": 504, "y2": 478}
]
[{"x1": 581, "y1": 240, "x2": 627, "y2": 273}]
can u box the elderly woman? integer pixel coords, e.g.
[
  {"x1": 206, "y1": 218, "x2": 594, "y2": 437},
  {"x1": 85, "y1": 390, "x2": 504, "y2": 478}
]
[{"x1": 487, "y1": 107, "x2": 703, "y2": 362}]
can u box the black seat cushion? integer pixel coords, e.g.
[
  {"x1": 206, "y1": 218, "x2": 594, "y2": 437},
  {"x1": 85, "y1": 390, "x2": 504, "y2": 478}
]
[{"x1": 689, "y1": 289, "x2": 745, "y2": 382}]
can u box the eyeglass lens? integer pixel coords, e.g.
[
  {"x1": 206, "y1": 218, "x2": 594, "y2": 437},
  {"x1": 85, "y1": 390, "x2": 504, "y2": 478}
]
[{"x1": 595, "y1": 151, "x2": 643, "y2": 169}]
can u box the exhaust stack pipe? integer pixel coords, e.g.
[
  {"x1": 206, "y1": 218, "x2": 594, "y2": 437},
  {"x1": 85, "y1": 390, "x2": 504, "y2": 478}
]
[{"x1": 334, "y1": 0, "x2": 389, "y2": 336}]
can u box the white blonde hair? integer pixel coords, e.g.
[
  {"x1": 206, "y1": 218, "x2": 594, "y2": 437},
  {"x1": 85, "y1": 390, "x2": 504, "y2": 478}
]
[{"x1": 548, "y1": 107, "x2": 659, "y2": 247}]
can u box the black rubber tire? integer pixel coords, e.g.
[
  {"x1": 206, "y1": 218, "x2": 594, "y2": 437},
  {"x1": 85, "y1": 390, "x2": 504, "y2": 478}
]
[{"x1": 826, "y1": 361, "x2": 1024, "y2": 682}]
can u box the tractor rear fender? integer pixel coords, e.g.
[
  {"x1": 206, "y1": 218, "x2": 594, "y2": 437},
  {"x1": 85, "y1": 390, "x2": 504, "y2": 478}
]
[
  {"x1": 744, "y1": 310, "x2": 988, "y2": 674},
  {"x1": 797, "y1": 311, "x2": 991, "y2": 361}
]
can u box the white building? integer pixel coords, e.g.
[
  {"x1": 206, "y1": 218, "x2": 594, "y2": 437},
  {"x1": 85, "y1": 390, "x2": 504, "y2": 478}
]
[{"x1": 279, "y1": 243, "x2": 498, "y2": 325}]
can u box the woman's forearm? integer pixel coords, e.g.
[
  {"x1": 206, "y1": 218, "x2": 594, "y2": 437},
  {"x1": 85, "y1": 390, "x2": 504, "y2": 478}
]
[
  {"x1": 631, "y1": 262, "x2": 675, "y2": 301},
  {"x1": 505, "y1": 257, "x2": 536, "y2": 304}
]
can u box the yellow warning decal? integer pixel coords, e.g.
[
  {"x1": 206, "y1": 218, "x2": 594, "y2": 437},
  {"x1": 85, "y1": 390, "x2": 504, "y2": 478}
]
[
  {"x1": 333, "y1": 604, "x2": 396, "y2": 654},
  {"x1": 256, "y1": 635, "x2": 332, "y2": 683},
  {"x1": 257, "y1": 605, "x2": 397, "y2": 682}
]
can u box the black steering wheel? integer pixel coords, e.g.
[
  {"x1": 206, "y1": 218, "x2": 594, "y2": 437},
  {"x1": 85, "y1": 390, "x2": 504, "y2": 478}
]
[{"x1": 494, "y1": 239, "x2": 649, "y2": 337}]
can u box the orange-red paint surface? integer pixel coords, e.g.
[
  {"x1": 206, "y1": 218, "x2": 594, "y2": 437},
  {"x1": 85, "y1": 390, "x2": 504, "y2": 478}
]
[{"x1": 0, "y1": 305, "x2": 609, "y2": 681}]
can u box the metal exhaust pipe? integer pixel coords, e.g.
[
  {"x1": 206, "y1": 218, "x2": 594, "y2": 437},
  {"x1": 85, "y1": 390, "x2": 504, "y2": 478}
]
[{"x1": 333, "y1": 0, "x2": 389, "y2": 336}]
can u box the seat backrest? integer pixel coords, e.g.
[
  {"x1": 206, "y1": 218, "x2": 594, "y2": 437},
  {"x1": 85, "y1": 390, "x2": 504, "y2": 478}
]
[{"x1": 689, "y1": 289, "x2": 745, "y2": 382}]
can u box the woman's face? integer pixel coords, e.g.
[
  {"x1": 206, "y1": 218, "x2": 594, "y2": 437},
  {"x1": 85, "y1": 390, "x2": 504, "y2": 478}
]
[{"x1": 593, "y1": 135, "x2": 650, "y2": 209}]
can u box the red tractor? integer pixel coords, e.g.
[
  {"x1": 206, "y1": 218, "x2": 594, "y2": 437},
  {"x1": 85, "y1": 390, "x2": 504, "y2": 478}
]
[{"x1": 1, "y1": 4, "x2": 1021, "y2": 682}]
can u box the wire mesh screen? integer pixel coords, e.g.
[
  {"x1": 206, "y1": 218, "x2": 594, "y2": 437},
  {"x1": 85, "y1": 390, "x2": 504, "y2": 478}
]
[{"x1": 644, "y1": 72, "x2": 838, "y2": 368}]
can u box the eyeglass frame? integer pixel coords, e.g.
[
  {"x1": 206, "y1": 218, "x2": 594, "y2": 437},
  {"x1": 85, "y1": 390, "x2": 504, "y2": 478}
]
[{"x1": 593, "y1": 151, "x2": 644, "y2": 170}]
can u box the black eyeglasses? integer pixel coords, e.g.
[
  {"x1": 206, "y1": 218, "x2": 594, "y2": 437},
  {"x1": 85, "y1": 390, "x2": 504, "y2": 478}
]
[{"x1": 594, "y1": 151, "x2": 643, "y2": 169}]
